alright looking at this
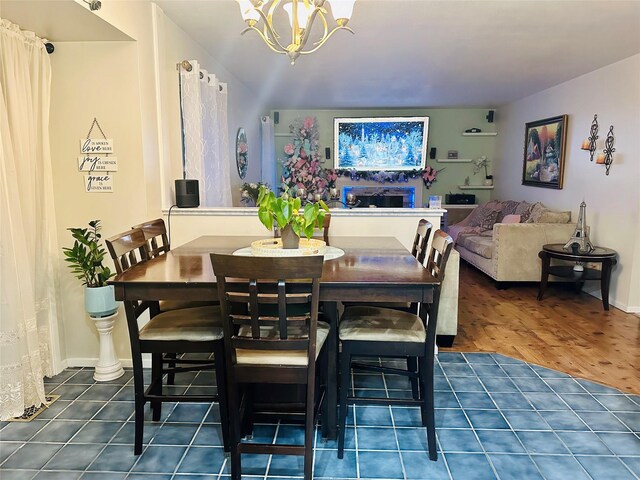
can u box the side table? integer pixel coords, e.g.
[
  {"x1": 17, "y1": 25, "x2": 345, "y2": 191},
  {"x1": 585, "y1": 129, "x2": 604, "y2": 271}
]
[{"x1": 537, "y1": 243, "x2": 617, "y2": 311}]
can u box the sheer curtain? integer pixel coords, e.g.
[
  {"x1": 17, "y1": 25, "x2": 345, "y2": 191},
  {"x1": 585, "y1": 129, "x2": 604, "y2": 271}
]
[
  {"x1": 179, "y1": 60, "x2": 231, "y2": 206},
  {"x1": 261, "y1": 115, "x2": 276, "y2": 189},
  {"x1": 0, "y1": 19, "x2": 59, "y2": 419}
]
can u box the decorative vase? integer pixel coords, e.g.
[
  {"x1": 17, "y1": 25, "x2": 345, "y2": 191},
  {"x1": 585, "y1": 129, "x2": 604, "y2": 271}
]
[
  {"x1": 281, "y1": 224, "x2": 300, "y2": 249},
  {"x1": 484, "y1": 175, "x2": 494, "y2": 186},
  {"x1": 85, "y1": 285, "x2": 118, "y2": 318}
]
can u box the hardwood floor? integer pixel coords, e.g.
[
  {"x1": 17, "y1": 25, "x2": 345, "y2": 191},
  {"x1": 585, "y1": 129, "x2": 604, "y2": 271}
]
[{"x1": 444, "y1": 261, "x2": 640, "y2": 394}]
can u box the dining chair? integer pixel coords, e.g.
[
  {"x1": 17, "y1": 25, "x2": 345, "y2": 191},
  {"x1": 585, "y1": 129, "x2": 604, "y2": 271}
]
[
  {"x1": 132, "y1": 218, "x2": 215, "y2": 312},
  {"x1": 106, "y1": 228, "x2": 229, "y2": 455},
  {"x1": 337, "y1": 229, "x2": 453, "y2": 461},
  {"x1": 342, "y1": 219, "x2": 433, "y2": 397},
  {"x1": 210, "y1": 254, "x2": 328, "y2": 480}
]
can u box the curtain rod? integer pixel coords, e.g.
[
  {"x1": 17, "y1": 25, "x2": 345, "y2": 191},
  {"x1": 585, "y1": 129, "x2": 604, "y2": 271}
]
[{"x1": 176, "y1": 60, "x2": 224, "y2": 90}]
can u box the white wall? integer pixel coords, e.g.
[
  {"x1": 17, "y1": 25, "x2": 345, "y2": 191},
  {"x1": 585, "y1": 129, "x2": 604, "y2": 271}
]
[
  {"x1": 155, "y1": 9, "x2": 267, "y2": 208},
  {"x1": 46, "y1": 3, "x2": 270, "y2": 366},
  {"x1": 50, "y1": 41, "x2": 148, "y2": 363},
  {"x1": 494, "y1": 54, "x2": 640, "y2": 312}
]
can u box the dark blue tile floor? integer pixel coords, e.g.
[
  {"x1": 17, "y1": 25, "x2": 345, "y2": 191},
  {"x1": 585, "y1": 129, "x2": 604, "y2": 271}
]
[{"x1": 0, "y1": 352, "x2": 638, "y2": 479}]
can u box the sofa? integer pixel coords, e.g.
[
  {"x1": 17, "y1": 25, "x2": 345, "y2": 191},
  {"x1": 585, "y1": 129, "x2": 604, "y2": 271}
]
[{"x1": 447, "y1": 200, "x2": 576, "y2": 283}]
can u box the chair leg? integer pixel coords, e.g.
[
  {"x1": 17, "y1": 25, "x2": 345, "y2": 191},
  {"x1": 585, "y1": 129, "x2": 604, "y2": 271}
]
[
  {"x1": 418, "y1": 354, "x2": 437, "y2": 461},
  {"x1": 151, "y1": 353, "x2": 163, "y2": 421},
  {"x1": 241, "y1": 384, "x2": 254, "y2": 439},
  {"x1": 132, "y1": 353, "x2": 146, "y2": 455},
  {"x1": 304, "y1": 369, "x2": 316, "y2": 480},
  {"x1": 165, "y1": 353, "x2": 177, "y2": 385},
  {"x1": 320, "y1": 347, "x2": 330, "y2": 440},
  {"x1": 213, "y1": 341, "x2": 231, "y2": 453},
  {"x1": 337, "y1": 344, "x2": 351, "y2": 459},
  {"x1": 407, "y1": 356, "x2": 419, "y2": 400},
  {"x1": 227, "y1": 377, "x2": 243, "y2": 480}
]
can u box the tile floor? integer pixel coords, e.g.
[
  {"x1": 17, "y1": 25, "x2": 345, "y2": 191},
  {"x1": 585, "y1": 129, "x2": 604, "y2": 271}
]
[{"x1": 0, "y1": 352, "x2": 639, "y2": 479}]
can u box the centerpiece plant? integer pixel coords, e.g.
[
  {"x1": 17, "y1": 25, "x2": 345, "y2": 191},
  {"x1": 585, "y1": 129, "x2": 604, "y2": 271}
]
[{"x1": 257, "y1": 185, "x2": 329, "y2": 249}]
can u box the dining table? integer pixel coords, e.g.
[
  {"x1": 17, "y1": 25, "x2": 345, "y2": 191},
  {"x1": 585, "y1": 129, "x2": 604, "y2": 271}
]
[{"x1": 110, "y1": 235, "x2": 439, "y2": 439}]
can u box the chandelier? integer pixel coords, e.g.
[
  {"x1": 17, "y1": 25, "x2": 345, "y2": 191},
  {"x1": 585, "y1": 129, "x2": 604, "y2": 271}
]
[{"x1": 236, "y1": 0, "x2": 356, "y2": 65}]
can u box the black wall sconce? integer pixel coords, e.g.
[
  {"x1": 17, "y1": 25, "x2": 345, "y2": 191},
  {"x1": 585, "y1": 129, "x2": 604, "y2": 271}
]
[
  {"x1": 596, "y1": 126, "x2": 615, "y2": 175},
  {"x1": 580, "y1": 114, "x2": 598, "y2": 162}
]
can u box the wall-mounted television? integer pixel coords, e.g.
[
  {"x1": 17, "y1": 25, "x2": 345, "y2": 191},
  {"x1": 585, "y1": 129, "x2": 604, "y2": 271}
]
[{"x1": 334, "y1": 116, "x2": 429, "y2": 171}]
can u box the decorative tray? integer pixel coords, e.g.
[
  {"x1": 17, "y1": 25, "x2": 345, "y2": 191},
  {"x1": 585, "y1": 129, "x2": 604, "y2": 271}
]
[{"x1": 250, "y1": 238, "x2": 326, "y2": 257}]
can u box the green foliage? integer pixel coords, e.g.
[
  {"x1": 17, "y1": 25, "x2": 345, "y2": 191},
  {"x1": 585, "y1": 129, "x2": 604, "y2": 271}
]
[
  {"x1": 62, "y1": 220, "x2": 114, "y2": 287},
  {"x1": 257, "y1": 185, "x2": 329, "y2": 240}
]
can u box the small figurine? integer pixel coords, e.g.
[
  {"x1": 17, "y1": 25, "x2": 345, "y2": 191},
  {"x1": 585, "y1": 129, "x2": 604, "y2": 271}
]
[
  {"x1": 564, "y1": 201, "x2": 594, "y2": 254},
  {"x1": 464, "y1": 176, "x2": 470, "y2": 186}
]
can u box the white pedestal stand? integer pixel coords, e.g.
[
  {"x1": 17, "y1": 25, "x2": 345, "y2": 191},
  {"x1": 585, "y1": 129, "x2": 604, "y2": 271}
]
[{"x1": 90, "y1": 312, "x2": 124, "y2": 382}]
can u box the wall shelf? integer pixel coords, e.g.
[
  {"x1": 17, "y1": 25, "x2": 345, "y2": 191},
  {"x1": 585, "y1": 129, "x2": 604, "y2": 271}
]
[
  {"x1": 462, "y1": 132, "x2": 498, "y2": 137},
  {"x1": 458, "y1": 185, "x2": 494, "y2": 190},
  {"x1": 436, "y1": 158, "x2": 472, "y2": 163}
]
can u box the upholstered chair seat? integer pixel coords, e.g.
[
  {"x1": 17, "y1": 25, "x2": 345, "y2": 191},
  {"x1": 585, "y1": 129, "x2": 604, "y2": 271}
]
[
  {"x1": 236, "y1": 322, "x2": 330, "y2": 365},
  {"x1": 139, "y1": 305, "x2": 223, "y2": 342},
  {"x1": 339, "y1": 306, "x2": 426, "y2": 343}
]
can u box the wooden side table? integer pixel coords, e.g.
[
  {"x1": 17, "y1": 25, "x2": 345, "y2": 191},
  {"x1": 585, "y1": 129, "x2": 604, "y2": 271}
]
[{"x1": 537, "y1": 243, "x2": 617, "y2": 311}]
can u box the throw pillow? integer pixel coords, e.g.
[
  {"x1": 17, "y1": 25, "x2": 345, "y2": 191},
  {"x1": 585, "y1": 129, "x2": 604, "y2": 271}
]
[
  {"x1": 516, "y1": 201, "x2": 538, "y2": 223},
  {"x1": 496, "y1": 200, "x2": 520, "y2": 222},
  {"x1": 525, "y1": 202, "x2": 547, "y2": 223},
  {"x1": 501, "y1": 214, "x2": 521, "y2": 224},
  {"x1": 466, "y1": 202, "x2": 501, "y2": 230}
]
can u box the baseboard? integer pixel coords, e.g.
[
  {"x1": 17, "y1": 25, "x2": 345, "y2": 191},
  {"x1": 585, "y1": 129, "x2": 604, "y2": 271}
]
[{"x1": 64, "y1": 356, "x2": 151, "y2": 369}]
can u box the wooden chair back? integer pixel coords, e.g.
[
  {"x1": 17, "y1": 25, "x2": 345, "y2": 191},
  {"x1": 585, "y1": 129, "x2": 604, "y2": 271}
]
[
  {"x1": 320, "y1": 212, "x2": 331, "y2": 245},
  {"x1": 411, "y1": 219, "x2": 433, "y2": 265},
  {"x1": 210, "y1": 254, "x2": 323, "y2": 370},
  {"x1": 132, "y1": 218, "x2": 170, "y2": 258},
  {"x1": 105, "y1": 228, "x2": 150, "y2": 275},
  {"x1": 426, "y1": 229, "x2": 454, "y2": 283}
]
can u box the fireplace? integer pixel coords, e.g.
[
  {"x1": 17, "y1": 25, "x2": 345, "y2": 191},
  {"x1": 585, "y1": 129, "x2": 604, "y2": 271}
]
[{"x1": 342, "y1": 186, "x2": 415, "y2": 208}]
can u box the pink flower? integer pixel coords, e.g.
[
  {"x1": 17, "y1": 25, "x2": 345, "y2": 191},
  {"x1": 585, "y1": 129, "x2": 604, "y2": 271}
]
[
  {"x1": 238, "y1": 142, "x2": 248, "y2": 154},
  {"x1": 284, "y1": 143, "x2": 294, "y2": 156},
  {"x1": 303, "y1": 117, "x2": 314, "y2": 130}
]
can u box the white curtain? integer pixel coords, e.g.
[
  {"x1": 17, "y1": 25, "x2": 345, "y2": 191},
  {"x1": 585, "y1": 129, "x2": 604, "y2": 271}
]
[
  {"x1": 0, "y1": 19, "x2": 59, "y2": 420},
  {"x1": 261, "y1": 115, "x2": 276, "y2": 189},
  {"x1": 179, "y1": 60, "x2": 231, "y2": 206}
]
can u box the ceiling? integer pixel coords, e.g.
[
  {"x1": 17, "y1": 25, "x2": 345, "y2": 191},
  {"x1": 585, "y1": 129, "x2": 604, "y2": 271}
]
[
  {"x1": 2, "y1": 1, "x2": 638, "y2": 109},
  {"x1": 156, "y1": 0, "x2": 640, "y2": 109},
  {"x1": 1, "y1": 1, "x2": 131, "y2": 41}
]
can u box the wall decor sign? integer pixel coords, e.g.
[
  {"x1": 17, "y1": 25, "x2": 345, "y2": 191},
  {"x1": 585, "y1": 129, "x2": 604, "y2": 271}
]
[
  {"x1": 80, "y1": 138, "x2": 114, "y2": 154},
  {"x1": 522, "y1": 114, "x2": 567, "y2": 189},
  {"x1": 79, "y1": 118, "x2": 116, "y2": 192},
  {"x1": 83, "y1": 174, "x2": 113, "y2": 192},
  {"x1": 78, "y1": 155, "x2": 118, "y2": 172}
]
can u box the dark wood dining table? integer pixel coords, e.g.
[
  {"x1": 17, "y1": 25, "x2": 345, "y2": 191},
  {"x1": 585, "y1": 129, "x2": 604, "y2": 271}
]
[{"x1": 110, "y1": 235, "x2": 439, "y2": 438}]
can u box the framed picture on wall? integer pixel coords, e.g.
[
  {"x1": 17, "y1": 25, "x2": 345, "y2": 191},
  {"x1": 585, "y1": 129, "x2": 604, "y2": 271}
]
[{"x1": 522, "y1": 114, "x2": 568, "y2": 189}]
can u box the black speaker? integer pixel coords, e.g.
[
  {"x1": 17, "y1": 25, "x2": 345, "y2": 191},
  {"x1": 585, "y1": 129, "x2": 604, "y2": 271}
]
[
  {"x1": 175, "y1": 179, "x2": 199, "y2": 208},
  {"x1": 429, "y1": 147, "x2": 437, "y2": 159},
  {"x1": 325, "y1": 147, "x2": 331, "y2": 159},
  {"x1": 273, "y1": 111, "x2": 279, "y2": 124},
  {"x1": 486, "y1": 110, "x2": 495, "y2": 123}
]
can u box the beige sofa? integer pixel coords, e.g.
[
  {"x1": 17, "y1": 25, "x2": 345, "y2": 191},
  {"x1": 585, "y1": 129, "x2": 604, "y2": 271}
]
[{"x1": 448, "y1": 201, "x2": 575, "y2": 283}]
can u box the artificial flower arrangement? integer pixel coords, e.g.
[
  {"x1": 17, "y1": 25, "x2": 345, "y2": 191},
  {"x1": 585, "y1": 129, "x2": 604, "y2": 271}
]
[
  {"x1": 240, "y1": 182, "x2": 269, "y2": 205},
  {"x1": 256, "y1": 185, "x2": 329, "y2": 248},
  {"x1": 332, "y1": 166, "x2": 443, "y2": 189},
  {"x1": 472, "y1": 156, "x2": 491, "y2": 177},
  {"x1": 281, "y1": 116, "x2": 329, "y2": 199}
]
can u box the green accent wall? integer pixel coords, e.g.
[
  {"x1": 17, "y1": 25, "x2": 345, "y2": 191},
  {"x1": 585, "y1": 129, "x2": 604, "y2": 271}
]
[{"x1": 271, "y1": 108, "x2": 497, "y2": 205}]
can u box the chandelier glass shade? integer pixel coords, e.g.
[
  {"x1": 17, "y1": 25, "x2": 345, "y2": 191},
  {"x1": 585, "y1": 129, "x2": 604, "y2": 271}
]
[{"x1": 236, "y1": 0, "x2": 356, "y2": 64}]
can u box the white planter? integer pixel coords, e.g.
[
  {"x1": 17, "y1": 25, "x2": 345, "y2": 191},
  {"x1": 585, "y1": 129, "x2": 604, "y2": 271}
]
[
  {"x1": 85, "y1": 285, "x2": 118, "y2": 317},
  {"x1": 90, "y1": 311, "x2": 124, "y2": 382}
]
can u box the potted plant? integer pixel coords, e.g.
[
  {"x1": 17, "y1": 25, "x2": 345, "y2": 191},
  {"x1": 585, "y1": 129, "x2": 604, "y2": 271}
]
[
  {"x1": 62, "y1": 220, "x2": 117, "y2": 317},
  {"x1": 472, "y1": 155, "x2": 493, "y2": 186},
  {"x1": 257, "y1": 186, "x2": 329, "y2": 249}
]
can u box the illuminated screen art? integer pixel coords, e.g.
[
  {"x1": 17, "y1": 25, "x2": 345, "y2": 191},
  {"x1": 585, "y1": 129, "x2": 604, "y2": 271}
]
[{"x1": 334, "y1": 117, "x2": 429, "y2": 171}]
